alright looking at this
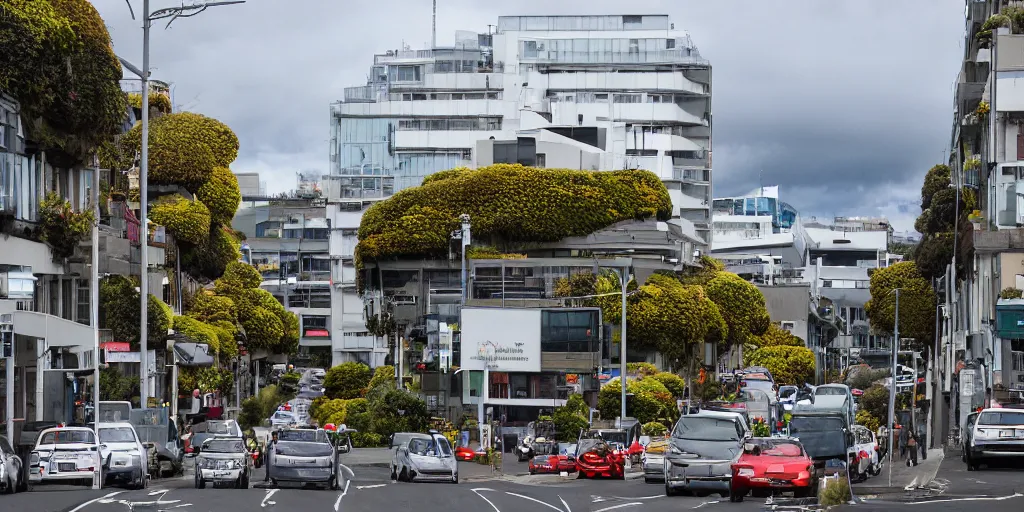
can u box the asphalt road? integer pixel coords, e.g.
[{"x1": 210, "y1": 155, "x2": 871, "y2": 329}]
[{"x1": 1, "y1": 464, "x2": 791, "y2": 512}]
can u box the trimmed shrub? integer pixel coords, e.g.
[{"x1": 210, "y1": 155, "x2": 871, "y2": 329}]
[
  {"x1": 197, "y1": 166, "x2": 241, "y2": 225},
  {"x1": 149, "y1": 195, "x2": 211, "y2": 245}
]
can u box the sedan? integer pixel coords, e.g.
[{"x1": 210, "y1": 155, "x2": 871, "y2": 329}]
[
  {"x1": 729, "y1": 438, "x2": 817, "y2": 502},
  {"x1": 267, "y1": 428, "x2": 339, "y2": 489},
  {"x1": 0, "y1": 435, "x2": 27, "y2": 493},
  {"x1": 391, "y1": 431, "x2": 458, "y2": 483}
]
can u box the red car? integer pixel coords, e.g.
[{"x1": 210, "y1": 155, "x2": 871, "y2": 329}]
[
  {"x1": 729, "y1": 438, "x2": 817, "y2": 502},
  {"x1": 575, "y1": 439, "x2": 625, "y2": 479},
  {"x1": 529, "y1": 454, "x2": 576, "y2": 474},
  {"x1": 454, "y1": 446, "x2": 477, "y2": 462}
]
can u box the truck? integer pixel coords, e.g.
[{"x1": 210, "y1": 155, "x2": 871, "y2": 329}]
[{"x1": 787, "y1": 409, "x2": 855, "y2": 474}]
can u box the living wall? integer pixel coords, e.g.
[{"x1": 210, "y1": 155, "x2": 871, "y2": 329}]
[
  {"x1": 357, "y1": 164, "x2": 673, "y2": 263},
  {"x1": 0, "y1": 0, "x2": 128, "y2": 165}
]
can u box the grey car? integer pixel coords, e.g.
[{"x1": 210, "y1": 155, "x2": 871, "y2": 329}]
[
  {"x1": 391, "y1": 431, "x2": 458, "y2": 483},
  {"x1": 664, "y1": 410, "x2": 748, "y2": 497},
  {"x1": 267, "y1": 428, "x2": 339, "y2": 489},
  {"x1": 194, "y1": 437, "x2": 251, "y2": 489},
  {"x1": 0, "y1": 435, "x2": 27, "y2": 493}
]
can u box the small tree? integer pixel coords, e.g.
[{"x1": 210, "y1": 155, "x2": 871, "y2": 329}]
[
  {"x1": 864, "y1": 261, "x2": 935, "y2": 353},
  {"x1": 551, "y1": 394, "x2": 590, "y2": 442},
  {"x1": 744, "y1": 345, "x2": 815, "y2": 386},
  {"x1": 324, "y1": 362, "x2": 372, "y2": 399}
]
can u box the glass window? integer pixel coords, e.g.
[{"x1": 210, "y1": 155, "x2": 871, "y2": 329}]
[
  {"x1": 99, "y1": 427, "x2": 138, "y2": 443},
  {"x1": 40, "y1": 429, "x2": 96, "y2": 445},
  {"x1": 977, "y1": 411, "x2": 1024, "y2": 425},
  {"x1": 76, "y1": 279, "x2": 90, "y2": 325},
  {"x1": 671, "y1": 417, "x2": 741, "y2": 441}
]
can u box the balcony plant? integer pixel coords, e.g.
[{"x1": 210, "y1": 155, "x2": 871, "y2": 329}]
[
  {"x1": 975, "y1": 100, "x2": 990, "y2": 120},
  {"x1": 126, "y1": 92, "x2": 172, "y2": 115},
  {"x1": 37, "y1": 192, "x2": 95, "y2": 260}
]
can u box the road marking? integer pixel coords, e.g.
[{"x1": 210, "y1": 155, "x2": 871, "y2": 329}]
[
  {"x1": 504, "y1": 492, "x2": 565, "y2": 512},
  {"x1": 261, "y1": 488, "x2": 279, "y2": 508},
  {"x1": 558, "y1": 495, "x2": 571, "y2": 512},
  {"x1": 148, "y1": 488, "x2": 167, "y2": 495},
  {"x1": 69, "y1": 491, "x2": 124, "y2": 512},
  {"x1": 906, "y1": 493, "x2": 1024, "y2": 505},
  {"x1": 593, "y1": 503, "x2": 641, "y2": 512},
  {"x1": 338, "y1": 463, "x2": 355, "y2": 478},
  {"x1": 594, "y1": 495, "x2": 662, "y2": 502},
  {"x1": 356, "y1": 484, "x2": 387, "y2": 489},
  {"x1": 333, "y1": 479, "x2": 351, "y2": 511},
  {"x1": 692, "y1": 500, "x2": 719, "y2": 509},
  {"x1": 471, "y1": 488, "x2": 502, "y2": 512}
]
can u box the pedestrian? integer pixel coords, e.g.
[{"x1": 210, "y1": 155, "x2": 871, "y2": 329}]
[
  {"x1": 264, "y1": 431, "x2": 279, "y2": 483},
  {"x1": 899, "y1": 425, "x2": 909, "y2": 460},
  {"x1": 906, "y1": 433, "x2": 918, "y2": 467}
]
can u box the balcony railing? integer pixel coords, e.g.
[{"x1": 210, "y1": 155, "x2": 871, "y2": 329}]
[
  {"x1": 299, "y1": 271, "x2": 331, "y2": 282},
  {"x1": 673, "y1": 167, "x2": 709, "y2": 182},
  {"x1": 374, "y1": 50, "x2": 435, "y2": 64},
  {"x1": 521, "y1": 49, "x2": 709, "y2": 66},
  {"x1": 344, "y1": 85, "x2": 385, "y2": 103}
]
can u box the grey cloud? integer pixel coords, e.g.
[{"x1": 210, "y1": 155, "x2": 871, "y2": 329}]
[{"x1": 93, "y1": 0, "x2": 964, "y2": 231}]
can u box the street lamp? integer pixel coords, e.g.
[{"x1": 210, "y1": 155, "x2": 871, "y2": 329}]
[
  {"x1": 593, "y1": 258, "x2": 631, "y2": 426},
  {"x1": 885, "y1": 288, "x2": 901, "y2": 488},
  {"x1": 459, "y1": 214, "x2": 471, "y2": 303},
  {"x1": 119, "y1": 0, "x2": 245, "y2": 405}
]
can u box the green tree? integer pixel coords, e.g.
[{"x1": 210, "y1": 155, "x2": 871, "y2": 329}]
[
  {"x1": 864, "y1": 261, "x2": 936, "y2": 352},
  {"x1": 753, "y1": 324, "x2": 804, "y2": 348},
  {"x1": 920, "y1": 164, "x2": 951, "y2": 210},
  {"x1": 597, "y1": 376, "x2": 676, "y2": 424},
  {"x1": 704, "y1": 272, "x2": 771, "y2": 347},
  {"x1": 650, "y1": 372, "x2": 686, "y2": 399},
  {"x1": 744, "y1": 345, "x2": 816, "y2": 386},
  {"x1": 324, "y1": 362, "x2": 372, "y2": 399},
  {"x1": 860, "y1": 385, "x2": 890, "y2": 422},
  {"x1": 367, "y1": 365, "x2": 396, "y2": 391},
  {"x1": 551, "y1": 394, "x2": 590, "y2": 442}
]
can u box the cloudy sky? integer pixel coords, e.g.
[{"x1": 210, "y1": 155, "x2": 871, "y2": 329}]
[{"x1": 93, "y1": 0, "x2": 965, "y2": 232}]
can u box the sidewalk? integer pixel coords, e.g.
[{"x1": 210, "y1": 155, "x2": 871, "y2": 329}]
[
  {"x1": 340, "y1": 448, "x2": 392, "y2": 468},
  {"x1": 854, "y1": 448, "x2": 944, "y2": 495}
]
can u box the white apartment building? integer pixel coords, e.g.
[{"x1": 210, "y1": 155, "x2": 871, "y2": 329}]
[{"x1": 324, "y1": 14, "x2": 713, "y2": 366}]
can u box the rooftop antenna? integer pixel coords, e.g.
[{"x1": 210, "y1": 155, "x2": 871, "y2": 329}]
[
  {"x1": 432, "y1": 0, "x2": 437, "y2": 49},
  {"x1": 759, "y1": 169, "x2": 763, "y2": 195}
]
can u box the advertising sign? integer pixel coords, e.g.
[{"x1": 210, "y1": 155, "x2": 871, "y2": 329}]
[{"x1": 460, "y1": 307, "x2": 541, "y2": 372}]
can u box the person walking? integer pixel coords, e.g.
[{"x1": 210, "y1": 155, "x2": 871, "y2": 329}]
[
  {"x1": 899, "y1": 424, "x2": 909, "y2": 460},
  {"x1": 264, "y1": 431, "x2": 279, "y2": 483},
  {"x1": 906, "y1": 432, "x2": 919, "y2": 467}
]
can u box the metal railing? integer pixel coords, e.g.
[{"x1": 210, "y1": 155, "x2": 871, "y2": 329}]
[
  {"x1": 673, "y1": 167, "x2": 709, "y2": 182},
  {"x1": 343, "y1": 86, "x2": 385, "y2": 103},
  {"x1": 522, "y1": 50, "x2": 709, "y2": 66}
]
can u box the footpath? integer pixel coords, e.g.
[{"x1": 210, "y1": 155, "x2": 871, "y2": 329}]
[{"x1": 853, "y1": 448, "x2": 944, "y2": 499}]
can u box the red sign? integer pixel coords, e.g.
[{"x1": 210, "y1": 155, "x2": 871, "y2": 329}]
[
  {"x1": 303, "y1": 329, "x2": 330, "y2": 337},
  {"x1": 100, "y1": 342, "x2": 131, "y2": 352}
]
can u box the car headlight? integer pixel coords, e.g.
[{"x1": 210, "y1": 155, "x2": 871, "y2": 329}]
[
  {"x1": 30, "y1": 452, "x2": 40, "y2": 465},
  {"x1": 737, "y1": 468, "x2": 755, "y2": 477}
]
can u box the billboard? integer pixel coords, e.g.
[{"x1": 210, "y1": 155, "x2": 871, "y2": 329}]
[{"x1": 460, "y1": 307, "x2": 542, "y2": 372}]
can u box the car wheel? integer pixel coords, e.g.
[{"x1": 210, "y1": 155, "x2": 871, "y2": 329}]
[
  {"x1": 452, "y1": 472, "x2": 459, "y2": 484},
  {"x1": 729, "y1": 487, "x2": 745, "y2": 503},
  {"x1": 271, "y1": 478, "x2": 278, "y2": 487},
  {"x1": 399, "y1": 468, "x2": 409, "y2": 482},
  {"x1": 665, "y1": 482, "x2": 677, "y2": 497}
]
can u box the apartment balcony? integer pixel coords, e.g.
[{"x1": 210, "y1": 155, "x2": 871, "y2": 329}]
[
  {"x1": 673, "y1": 167, "x2": 710, "y2": 183},
  {"x1": 541, "y1": 71, "x2": 707, "y2": 95},
  {"x1": 374, "y1": 50, "x2": 435, "y2": 64},
  {"x1": 344, "y1": 85, "x2": 386, "y2": 103},
  {"x1": 521, "y1": 49, "x2": 709, "y2": 66},
  {"x1": 322, "y1": 174, "x2": 394, "y2": 204},
  {"x1": 299, "y1": 271, "x2": 331, "y2": 283},
  {"x1": 339, "y1": 334, "x2": 377, "y2": 350}
]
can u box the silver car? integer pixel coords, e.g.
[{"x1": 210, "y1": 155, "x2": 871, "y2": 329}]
[
  {"x1": 664, "y1": 410, "x2": 748, "y2": 497},
  {"x1": 194, "y1": 436, "x2": 251, "y2": 489},
  {"x1": 267, "y1": 428, "x2": 339, "y2": 489},
  {"x1": 0, "y1": 435, "x2": 27, "y2": 493},
  {"x1": 391, "y1": 431, "x2": 458, "y2": 484}
]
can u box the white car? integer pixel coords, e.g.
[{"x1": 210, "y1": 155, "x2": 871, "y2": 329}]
[
  {"x1": 391, "y1": 431, "x2": 458, "y2": 483},
  {"x1": 966, "y1": 407, "x2": 1024, "y2": 470},
  {"x1": 849, "y1": 425, "x2": 881, "y2": 480},
  {"x1": 96, "y1": 422, "x2": 149, "y2": 489},
  {"x1": 270, "y1": 410, "x2": 299, "y2": 430},
  {"x1": 0, "y1": 435, "x2": 28, "y2": 493},
  {"x1": 29, "y1": 427, "x2": 103, "y2": 487},
  {"x1": 641, "y1": 438, "x2": 668, "y2": 483},
  {"x1": 311, "y1": 369, "x2": 326, "y2": 379}
]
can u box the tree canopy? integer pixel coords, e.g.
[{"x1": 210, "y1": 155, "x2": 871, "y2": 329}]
[{"x1": 864, "y1": 261, "x2": 936, "y2": 351}]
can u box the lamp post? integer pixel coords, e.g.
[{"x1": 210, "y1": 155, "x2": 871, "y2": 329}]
[
  {"x1": 887, "y1": 288, "x2": 900, "y2": 488},
  {"x1": 592, "y1": 258, "x2": 630, "y2": 425},
  {"x1": 459, "y1": 214, "x2": 471, "y2": 304},
  {"x1": 118, "y1": 0, "x2": 245, "y2": 405}
]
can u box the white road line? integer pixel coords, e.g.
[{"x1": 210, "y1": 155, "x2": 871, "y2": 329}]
[
  {"x1": 338, "y1": 463, "x2": 355, "y2": 478},
  {"x1": 504, "y1": 492, "x2": 564, "y2": 512},
  {"x1": 471, "y1": 488, "x2": 502, "y2": 512},
  {"x1": 69, "y1": 491, "x2": 124, "y2": 512},
  {"x1": 906, "y1": 493, "x2": 1024, "y2": 505},
  {"x1": 356, "y1": 484, "x2": 387, "y2": 490},
  {"x1": 558, "y1": 495, "x2": 571, "y2": 512},
  {"x1": 333, "y1": 479, "x2": 351, "y2": 511},
  {"x1": 261, "y1": 488, "x2": 279, "y2": 508},
  {"x1": 598, "y1": 495, "x2": 662, "y2": 501},
  {"x1": 148, "y1": 489, "x2": 167, "y2": 495},
  {"x1": 593, "y1": 503, "x2": 641, "y2": 512},
  {"x1": 692, "y1": 500, "x2": 719, "y2": 509}
]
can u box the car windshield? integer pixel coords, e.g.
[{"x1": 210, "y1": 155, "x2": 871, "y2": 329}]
[
  {"x1": 749, "y1": 439, "x2": 803, "y2": 457},
  {"x1": 435, "y1": 437, "x2": 453, "y2": 457},
  {"x1": 779, "y1": 387, "x2": 797, "y2": 399},
  {"x1": 978, "y1": 411, "x2": 1024, "y2": 426},
  {"x1": 99, "y1": 427, "x2": 137, "y2": 443},
  {"x1": 742, "y1": 389, "x2": 771, "y2": 403},
  {"x1": 672, "y1": 417, "x2": 740, "y2": 441},
  {"x1": 202, "y1": 422, "x2": 235, "y2": 434},
  {"x1": 815, "y1": 387, "x2": 847, "y2": 396},
  {"x1": 408, "y1": 438, "x2": 436, "y2": 455},
  {"x1": 272, "y1": 412, "x2": 294, "y2": 421},
  {"x1": 40, "y1": 430, "x2": 96, "y2": 445},
  {"x1": 203, "y1": 439, "x2": 244, "y2": 453},
  {"x1": 278, "y1": 430, "x2": 325, "y2": 443}
]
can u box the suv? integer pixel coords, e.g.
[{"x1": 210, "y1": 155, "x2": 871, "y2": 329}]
[
  {"x1": 966, "y1": 407, "x2": 1024, "y2": 471},
  {"x1": 664, "y1": 410, "x2": 748, "y2": 498}
]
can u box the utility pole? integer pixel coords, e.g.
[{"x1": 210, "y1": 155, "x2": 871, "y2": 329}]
[
  {"x1": 888, "y1": 289, "x2": 899, "y2": 488},
  {"x1": 119, "y1": 0, "x2": 246, "y2": 406}
]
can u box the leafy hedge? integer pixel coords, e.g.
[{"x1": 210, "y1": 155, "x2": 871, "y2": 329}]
[
  {"x1": 357, "y1": 165, "x2": 673, "y2": 260},
  {"x1": 0, "y1": 0, "x2": 127, "y2": 165},
  {"x1": 149, "y1": 195, "x2": 212, "y2": 245},
  {"x1": 38, "y1": 192, "x2": 94, "y2": 260},
  {"x1": 172, "y1": 315, "x2": 221, "y2": 353},
  {"x1": 197, "y1": 166, "x2": 242, "y2": 226},
  {"x1": 754, "y1": 324, "x2": 804, "y2": 348},
  {"x1": 126, "y1": 92, "x2": 172, "y2": 114},
  {"x1": 744, "y1": 345, "x2": 815, "y2": 386},
  {"x1": 704, "y1": 272, "x2": 770, "y2": 345}
]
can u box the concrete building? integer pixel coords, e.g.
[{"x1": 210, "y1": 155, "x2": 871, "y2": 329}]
[{"x1": 327, "y1": 16, "x2": 715, "y2": 312}]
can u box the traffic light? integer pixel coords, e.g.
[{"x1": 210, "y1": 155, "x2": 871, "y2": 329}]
[{"x1": 1, "y1": 327, "x2": 13, "y2": 358}]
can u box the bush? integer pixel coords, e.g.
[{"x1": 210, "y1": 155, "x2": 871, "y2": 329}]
[
  {"x1": 149, "y1": 195, "x2": 212, "y2": 245},
  {"x1": 357, "y1": 165, "x2": 673, "y2": 260},
  {"x1": 650, "y1": 372, "x2": 686, "y2": 399},
  {"x1": 641, "y1": 421, "x2": 668, "y2": 437},
  {"x1": 350, "y1": 432, "x2": 385, "y2": 448},
  {"x1": 126, "y1": 91, "x2": 172, "y2": 114},
  {"x1": 197, "y1": 166, "x2": 242, "y2": 225},
  {"x1": 279, "y1": 371, "x2": 301, "y2": 393},
  {"x1": 754, "y1": 324, "x2": 804, "y2": 348},
  {"x1": 744, "y1": 345, "x2": 816, "y2": 386},
  {"x1": 626, "y1": 362, "x2": 659, "y2": 377},
  {"x1": 239, "y1": 384, "x2": 290, "y2": 430},
  {"x1": 186, "y1": 293, "x2": 236, "y2": 325},
  {"x1": 819, "y1": 476, "x2": 852, "y2": 506},
  {"x1": 324, "y1": 362, "x2": 372, "y2": 399},
  {"x1": 860, "y1": 385, "x2": 891, "y2": 422},
  {"x1": 38, "y1": 192, "x2": 95, "y2": 260},
  {"x1": 172, "y1": 315, "x2": 221, "y2": 353},
  {"x1": 856, "y1": 410, "x2": 881, "y2": 433},
  {"x1": 367, "y1": 365, "x2": 396, "y2": 391},
  {"x1": 597, "y1": 376, "x2": 675, "y2": 425},
  {"x1": 119, "y1": 112, "x2": 239, "y2": 192},
  {"x1": 216, "y1": 261, "x2": 263, "y2": 292},
  {"x1": 704, "y1": 272, "x2": 770, "y2": 345},
  {"x1": 551, "y1": 394, "x2": 590, "y2": 442}
]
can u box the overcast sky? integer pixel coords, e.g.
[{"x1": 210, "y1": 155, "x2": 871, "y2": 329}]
[{"x1": 93, "y1": 0, "x2": 965, "y2": 232}]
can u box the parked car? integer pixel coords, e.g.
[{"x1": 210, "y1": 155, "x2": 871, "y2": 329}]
[
  {"x1": 729, "y1": 437, "x2": 817, "y2": 502},
  {"x1": 391, "y1": 430, "x2": 458, "y2": 483},
  {"x1": 130, "y1": 408, "x2": 184, "y2": 478},
  {"x1": 96, "y1": 422, "x2": 149, "y2": 489},
  {"x1": 194, "y1": 436, "x2": 251, "y2": 489},
  {"x1": 267, "y1": 428, "x2": 339, "y2": 489},
  {"x1": 574, "y1": 437, "x2": 625, "y2": 479},
  {"x1": 28, "y1": 427, "x2": 103, "y2": 487},
  {"x1": 189, "y1": 420, "x2": 243, "y2": 452},
  {"x1": 664, "y1": 410, "x2": 748, "y2": 497},
  {"x1": 961, "y1": 411, "x2": 980, "y2": 463},
  {"x1": 454, "y1": 446, "x2": 477, "y2": 462},
  {"x1": 0, "y1": 435, "x2": 28, "y2": 493},
  {"x1": 269, "y1": 410, "x2": 299, "y2": 430},
  {"x1": 529, "y1": 454, "x2": 561, "y2": 475},
  {"x1": 849, "y1": 425, "x2": 881, "y2": 481},
  {"x1": 966, "y1": 408, "x2": 1024, "y2": 471},
  {"x1": 641, "y1": 438, "x2": 668, "y2": 483}
]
